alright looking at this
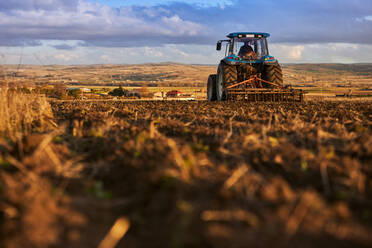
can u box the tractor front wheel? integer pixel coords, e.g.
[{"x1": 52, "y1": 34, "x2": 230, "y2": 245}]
[
  {"x1": 216, "y1": 63, "x2": 237, "y2": 101},
  {"x1": 207, "y1": 74, "x2": 217, "y2": 101}
]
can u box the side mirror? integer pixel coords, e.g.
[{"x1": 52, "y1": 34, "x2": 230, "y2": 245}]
[{"x1": 216, "y1": 42, "x2": 222, "y2": 51}]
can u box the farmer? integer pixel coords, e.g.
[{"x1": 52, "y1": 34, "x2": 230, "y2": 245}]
[{"x1": 238, "y1": 42, "x2": 257, "y2": 59}]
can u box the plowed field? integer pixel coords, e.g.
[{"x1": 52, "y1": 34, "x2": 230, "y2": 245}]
[{"x1": 1, "y1": 100, "x2": 372, "y2": 248}]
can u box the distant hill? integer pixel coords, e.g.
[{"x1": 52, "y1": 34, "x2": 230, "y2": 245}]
[
  {"x1": 1, "y1": 63, "x2": 372, "y2": 88},
  {"x1": 283, "y1": 63, "x2": 372, "y2": 75}
]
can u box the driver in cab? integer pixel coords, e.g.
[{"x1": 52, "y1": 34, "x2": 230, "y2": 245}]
[{"x1": 238, "y1": 42, "x2": 257, "y2": 59}]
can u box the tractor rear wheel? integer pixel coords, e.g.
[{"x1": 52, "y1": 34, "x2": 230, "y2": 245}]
[
  {"x1": 262, "y1": 61, "x2": 283, "y2": 88},
  {"x1": 216, "y1": 63, "x2": 237, "y2": 101},
  {"x1": 207, "y1": 74, "x2": 217, "y2": 101}
]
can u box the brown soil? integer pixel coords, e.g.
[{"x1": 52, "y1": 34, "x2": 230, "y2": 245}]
[{"x1": 1, "y1": 100, "x2": 372, "y2": 248}]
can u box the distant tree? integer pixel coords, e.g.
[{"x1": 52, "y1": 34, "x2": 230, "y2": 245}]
[{"x1": 108, "y1": 86, "x2": 128, "y2": 97}]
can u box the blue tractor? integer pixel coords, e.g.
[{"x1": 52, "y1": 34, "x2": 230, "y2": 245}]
[{"x1": 207, "y1": 32, "x2": 303, "y2": 102}]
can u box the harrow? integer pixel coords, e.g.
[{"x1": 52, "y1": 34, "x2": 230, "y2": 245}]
[{"x1": 225, "y1": 75, "x2": 304, "y2": 102}]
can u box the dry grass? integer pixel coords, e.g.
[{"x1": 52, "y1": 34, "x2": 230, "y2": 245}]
[
  {"x1": 0, "y1": 88, "x2": 54, "y2": 139},
  {"x1": 0, "y1": 89, "x2": 85, "y2": 248}
]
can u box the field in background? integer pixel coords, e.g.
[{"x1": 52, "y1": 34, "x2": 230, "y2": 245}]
[
  {"x1": 1, "y1": 63, "x2": 372, "y2": 99},
  {"x1": 0, "y1": 63, "x2": 214, "y2": 88}
]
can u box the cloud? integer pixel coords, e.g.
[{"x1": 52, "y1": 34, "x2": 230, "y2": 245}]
[
  {"x1": 54, "y1": 53, "x2": 78, "y2": 62},
  {"x1": 0, "y1": 39, "x2": 42, "y2": 47},
  {"x1": 0, "y1": 0, "x2": 78, "y2": 11},
  {"x1": 52, "y1": 44, "x2": 77, "y2": 50},
  {"x1": 272, "y1": 45, "x2": 304, "y2": 60},
  {"x1": 100, "y1": 55, "x2": 110, "y2": 61},
  {"x1": 0, "y1": 0, "x2": 372, "y2": 64},
  {"x1": 289, "y1": 46, "x2": 305, "y2": 60},
  {"x1": 144, "y1": 47, "x2": 163, "y2": 57},
  {"x1": 1, "y1": 0, "x2": 372, "y2": 49},
  {"x1": 161, "y1": 0, "x2": 372, "y2": 44},
  {"x1": 0, "y1": 1, "x2": 208, "y2": 48},
  {"x1": 2, "y1": 42, "x2": 372, "y2": 65},
  {"x1": 269, "y1": 43, "x2": 372, "y2": 63}
]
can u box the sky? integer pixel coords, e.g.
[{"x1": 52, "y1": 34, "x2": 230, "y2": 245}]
[{"x1": 0, "y1": 0, "x2": 372, "y2": 65}]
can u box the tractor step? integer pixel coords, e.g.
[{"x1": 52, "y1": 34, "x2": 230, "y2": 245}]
[{"x1": 227, "y1": 88, "x2": 304, "y2": 102}]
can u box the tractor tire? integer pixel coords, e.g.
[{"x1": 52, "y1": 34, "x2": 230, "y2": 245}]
[
  {"x1": 262, "y1": 61, "x2": 283, "y2": 88},
  {"x1": 207, "y1": 74, "x2": 217, "y2": 101},
  {"x1": 216, "y1": 63, "x2": 237, "y2": 101}
]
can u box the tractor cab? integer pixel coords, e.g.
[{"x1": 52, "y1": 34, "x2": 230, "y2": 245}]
[
  {"x1": 232, "y1": 37, "x2": 268, "y2": 59},
  {"x1": 217, "y1": 32, "x2": 276, "y2": 64}
]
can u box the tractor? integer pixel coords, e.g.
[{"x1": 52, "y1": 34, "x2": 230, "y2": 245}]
[{"x1": 207, "y1": 32, "x2": 304, "y2": 102}]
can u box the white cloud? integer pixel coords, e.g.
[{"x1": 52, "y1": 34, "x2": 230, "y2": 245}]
[
  {"x1": 100, "y1": 55, "x2": 110, "y2": 61},
  {"x1": 1, "y1": 0, "x2": 372, "y2": 49},
  {"x1": 269, "y1": 43, "x2": 372, "y2": 63},
  {"x1": 54, "y1": 53, "x2": 78, "y2": 61},
  {"x1": 0, "y1": 1, "x2": 207, "y2": 47},
  {"x1": 289, "y1": 45, "x2": 305, "y2": 60},
  {"x1": 365, "y1": 15, "x2": 372, "y2": 21},
  {"x1": 2, "y1": 42, "x2": 372, "y2": 65},
  {"x1": 271, "y1": 44, "x2": 304, "y2": 61},
  {"x1": 161, "y1": 15, "x2": 202, "y2": 36},
  {"x1": 1, "y1": 0, "x2": 372, "y2": 64},
  {"x1": 144, "y1": 47, "x2": 163, "y2": 57}
]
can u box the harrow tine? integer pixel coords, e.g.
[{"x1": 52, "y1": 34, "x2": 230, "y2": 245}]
[{"x1": 227, "y1": 88, "x2": 304, "y2": 102}]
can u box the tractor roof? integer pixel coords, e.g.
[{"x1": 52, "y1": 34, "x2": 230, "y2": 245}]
[{"x1": 227, "y1": 32, "x2": 270, "y2": 38}]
